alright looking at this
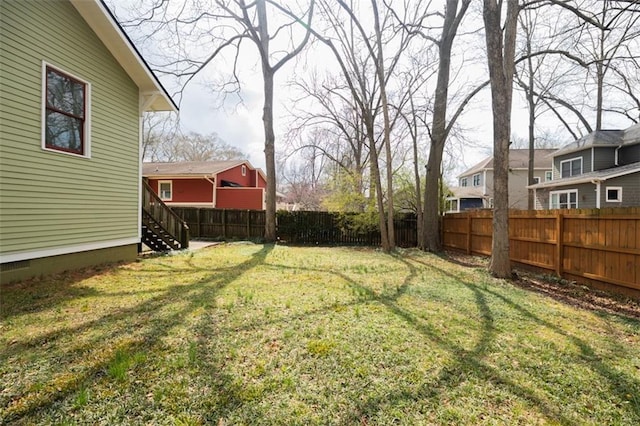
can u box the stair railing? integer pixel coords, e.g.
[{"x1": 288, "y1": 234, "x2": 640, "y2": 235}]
[{"x1": 142, "y1": 180, "x2": 190, "y2": 249}]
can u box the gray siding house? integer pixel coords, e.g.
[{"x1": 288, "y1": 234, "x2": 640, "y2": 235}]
[
  {"x1": 446, "y1": 149, "x2": 556, "y2": 212},
  {"x1": 529, "y1": 124, "x2": 640, "y2": 209}
]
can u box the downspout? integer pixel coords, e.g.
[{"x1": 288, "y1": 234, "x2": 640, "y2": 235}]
[
  {"x1": 614, "y1": 145, "x2": 621, "y2": 166},
  {"x1": 483, "y1": 170, "x2": 488, "y2": 208},
  {"x1": 591, "y1": 147, "x2": 594, "y2": 172},
  {"x1": 592, "y1": 179, "x2": 601, "y2": 209},
  {"x1": 205, "y1": 176, "x2": 215, "y2": 208},
  {"x1": 483, "y1": 170, "x2": 487, "y2": 195}
]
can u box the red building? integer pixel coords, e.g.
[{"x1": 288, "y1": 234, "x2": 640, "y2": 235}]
[{"x1": 143, "y1": 160, "x2": 267, "y2": 210}]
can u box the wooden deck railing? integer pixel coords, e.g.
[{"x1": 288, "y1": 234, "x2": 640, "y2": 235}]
[{"x1": 142, "y1": 180, "x2": 189, "y2": 249}]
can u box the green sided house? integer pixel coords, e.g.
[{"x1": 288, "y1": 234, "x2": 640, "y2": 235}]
[{"x1": 0, "y1": 0, "x2": 179, "y2": 283}]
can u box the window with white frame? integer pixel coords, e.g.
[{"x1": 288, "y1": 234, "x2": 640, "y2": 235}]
[
  {"x1": 560, "y1": 157, "x2": 582, "y2": 178},
  {"x1": 606, "y1": 187, "x2": 622, "y2": 202},
  {"x1": 159, "y1": 181, "x2": 172, "y2": 200},
  {"x1": 533, "y1": 177, "x2": 541, "y2": 184},
  {"x1": 545, "y1": 171, "x2": 552, "y2": 181},
  {"x1": 550, "y1": 189, "x2": 578, "y2": 209},
  {"x1": 461, "y1": 177, "x2": 468, "y2": 187},
  {"x1": 241, "y1": 165, "x2": 247, "y2": 176},
  {"x1": 447, "y1": 199, "x2": 459, "y2": 212},
  {"x1": 472, "y1": 173, "x2": 481, "y2": 186},
  {"x1": 43, "y1": 63, "x2": 90, "y2": 156}
]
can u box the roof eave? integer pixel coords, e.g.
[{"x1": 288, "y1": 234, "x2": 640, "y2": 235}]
[
  {"x1": 70, "y1": 0, "x2": 177, "y2": 113},
  {"x1": 527, "y1": 166, "x2": 640, "y2": 189},
  {"x1": 552, "y1": 143, "x2": 625, "y2": 158}
]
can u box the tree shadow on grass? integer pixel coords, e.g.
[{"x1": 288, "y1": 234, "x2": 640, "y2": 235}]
[
  {"x1": 0, "y1": 264, "x2": 125, "y2": 320},
  {"x1": 188, "y1": 250, "x2": 576, "y2": 424},
  {"x1": 0, "y1": 244, "x2": 274, "y2": 424},
  {"x1": 343, "y1": 255, "x2": 577, "y2": 424},
  {"x1": 409, "y1": 255, "x2": 640, "y2": 421}
]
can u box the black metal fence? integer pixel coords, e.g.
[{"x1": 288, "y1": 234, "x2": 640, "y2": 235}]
[{"x1": 171, "y1": 208, "x2": 418, "y2": 247}]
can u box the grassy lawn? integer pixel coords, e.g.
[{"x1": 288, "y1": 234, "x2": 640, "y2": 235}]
[{"x1": 1, "y1": 243, "x2": 639, "y2": 425}]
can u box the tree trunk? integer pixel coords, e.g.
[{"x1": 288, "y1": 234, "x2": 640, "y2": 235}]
[
  {"x1": 483, "y1": 0, "x2": 519, "y2": 278},
  {"x1": 371, "y1": 0, "x2": 394, "y2": 250},
  {"x1": 423, "y1": 0, "x2": 470, "y2": 252},
  {"x1": 262, "y1": 67, "x2": 277, "y2": 242},
  {"x1": 410, "y1": 97, "x2": 424, "y2": 249},
  {"x1": 256, "y1": 0, "x2": 277, "y2": 242},
  {"x1": 366, "y1": 119, "x2": 389, "y2": 251},
  {"x1": 424, "y1": 146, "x2": 442, "y2": 250},
  {"x1": 527, "y1": 98, "x2": 535, "y2": 209},
  {"x1": 525, "y1": 18, "x2": 536, "y2": 210}
]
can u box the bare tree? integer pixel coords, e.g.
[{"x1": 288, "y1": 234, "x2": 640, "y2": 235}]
[
  {"x1": 393, "y1": 63, "x2": 437, "y2": 249},
  {"x1": 277, "y1": 142, "x2": 328, "y2": 210},
  {"x1": 422, "y1": 0, "x2": 473, "y2": 252},
  {"x1": 518, "y1": 0, "x2": 640, "y2": 132},
  {"x1": 483, "y1": 0, "x2": 519, "y2": 278},
  {"x1": 575, "y1": 0, "x2": 640, "y2": 130},
  {"x1": 285, "y1": 73, "x2": 371, "y2": 211},
  {"x1": 311, "y1": 0, "x2": 431, "y2": 251},
  {"x1": 117, "y1": 0, "x2": 315, "y2": 242},
  {"x1": 142, "y1": 112, "x2": 179, "y2": 161}
]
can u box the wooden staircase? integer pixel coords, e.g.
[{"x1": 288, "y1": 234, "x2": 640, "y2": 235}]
[{"x1": 141, "y1": 180, "x2": 189, "y2": 252}]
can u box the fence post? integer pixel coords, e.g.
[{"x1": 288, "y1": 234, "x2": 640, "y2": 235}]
[
  {"x1": 555, "y1": 211, "x2": 563, "y2": 277},
  {"x1": 466, "y1": 213, "x2": 472, "y2": 255}
]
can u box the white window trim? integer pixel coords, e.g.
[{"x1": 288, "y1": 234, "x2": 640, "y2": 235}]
[
  {"x1": 559, "y1": 157, "x2": 582, "y2": 178},
  {"x1": 533, "y1": 176, "x2": 541, "y2": 184},
  {"x1": 241, "y1": 165, "x2": 247, "y2": 176},
  {"x1": 460, "y1": 177, "x2": 468, "y2": 187},
  {"x1": 605, "y1": 186, "x2": 622, "y2": 202},
  {"x1": 446, "y1": 198, "x2": 460, "y2": 213},
  {"x1": 472, "y1": 173, "x2": 481, "y2": 187},
  {"x1": 41, "y1": 61, "x2": 91, "y2": 158},
  {"x1": 159, "y1": 180, "x2": 173, "y2": 201},
  {"x1": 545, "y1": 171, "x2": 552, "y2": 181},
  {"x1": 549, "y1": 189, "x2": 578, "y2": 209}
]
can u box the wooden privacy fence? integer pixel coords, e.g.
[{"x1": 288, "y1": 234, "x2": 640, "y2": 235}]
[
  {"x1": 171, "y1": 208, "x2": 418, "y2": 247},
  {"x1": 277, "y1": 211, "x2": 417, "y2": 247},
  {"x1": 172, "y1": 208, "x2": 266, "y2": 240},
  {"x1": 442, "y1": 208, "x2": 640, "y2": 294}
]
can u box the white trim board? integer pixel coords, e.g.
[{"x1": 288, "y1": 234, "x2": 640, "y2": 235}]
[{"x1": 1, "y1": 238, "x2": 140, "y2": 264}]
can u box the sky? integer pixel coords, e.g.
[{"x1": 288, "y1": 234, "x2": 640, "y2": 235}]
[
  {"x1": 107, "y1": 0, "x2": 636, "y2": 182},
  {"x1": 106, "y1": 0, "x2": 498, "y2": 176}
]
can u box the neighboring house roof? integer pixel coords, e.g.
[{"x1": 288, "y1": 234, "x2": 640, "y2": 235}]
[
  {"x1": 143, "y1": 160, "x2": 267, "y2": 181},
  {"x1": 551, "y1": 124, "x2": 640, "y2": 158},
  {"x1": 622, "y1": 123, "x2": 640, "y2": 145},
  {"x1": 70, "y1": 0, "x2": 177, "y2": 112},
  {"x1": 458, "y1": 149, "x2": 556, "y2": 178},
  {"x1": 447, "y1": 187, "x2": 486, "y2": 199},
  {"x1": 528, "y1": 161, "x2": 640, "y2": 189}
]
